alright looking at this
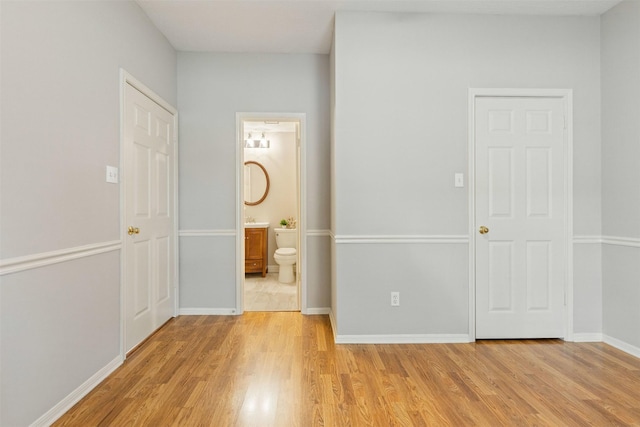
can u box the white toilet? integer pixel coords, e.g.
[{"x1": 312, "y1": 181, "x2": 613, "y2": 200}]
[{"x1": 274, "y1": 228, "x2": 297, "y2": 283}]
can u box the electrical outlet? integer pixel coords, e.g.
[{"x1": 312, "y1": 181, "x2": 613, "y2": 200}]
[{"x1": 391, "y1": 292, "x2": 400, "y2": 306}]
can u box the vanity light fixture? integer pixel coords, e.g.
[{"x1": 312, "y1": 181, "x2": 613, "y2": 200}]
[
  {"x1": 244, "y1": 133, "x2": 270, "y2": 148},
  {"x1": 244, "y1": 133, "x2": 255, "y2": 148},
  {"x1": 259, "y1": 132, "x2": 270, "y2": 148},
  {"x1": 244, "y1": 132, "x2": 270, "y2": 148}
]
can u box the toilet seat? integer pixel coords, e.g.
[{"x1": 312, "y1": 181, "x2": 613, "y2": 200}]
[{"x1": 275, "y1": 248, "x2": 296, "y2": 256}]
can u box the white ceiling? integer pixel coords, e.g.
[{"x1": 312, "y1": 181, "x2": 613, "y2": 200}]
[{"x1": 136, "y1": 0, "x2": 622, "y2": 54}]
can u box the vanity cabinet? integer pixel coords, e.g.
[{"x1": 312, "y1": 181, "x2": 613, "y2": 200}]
[{"x1": 245, "y1": 227, "x2": 268, "y2": 277}]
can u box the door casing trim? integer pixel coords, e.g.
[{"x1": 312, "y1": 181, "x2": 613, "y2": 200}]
[
  {"x1": 468, "y1": 88, "x2": 574, "y2": 342},
  {"x1": 119, "y1": 69, "x2": 179, "y2": 359},
  {"x1": 235, "y1": 112, "x2": 307, "y2": 314}
]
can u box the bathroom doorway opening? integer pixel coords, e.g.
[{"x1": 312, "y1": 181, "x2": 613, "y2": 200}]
[{"x1": 235, "y1": 113, "x2": 306, "y2": 313}]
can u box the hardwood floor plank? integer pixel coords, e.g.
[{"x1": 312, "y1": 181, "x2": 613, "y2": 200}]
[{"x1": 54, "y1": 313, "x2": 640, "y2": 426}]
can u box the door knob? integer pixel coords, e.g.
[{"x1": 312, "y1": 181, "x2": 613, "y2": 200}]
[
  {"x1": 479, "y1": 226, "x2": 489, "y2": 234},
  {"x1": 128, "y1": 226, "x2": 140, "y2": 235}
]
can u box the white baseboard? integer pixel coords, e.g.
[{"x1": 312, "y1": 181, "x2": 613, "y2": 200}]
[
  {"x1": 335, "y1": 333, "x2": 472, "y2": 344},
  {"x1": 31, "y1": 356, "x2": 122, "y2": 427},
  {"x1": 329, "y1": 309, "x2": 338, "y2": 342},
  {"x1": 329, "y1": 306, "x2": 467, "y2": 345},
  {"x1": 304, "y1": 307, "x2": 330, "y2": 315},
  {"x1": 571, "y1": 333, "x2": 603, "y2": 342},
  {"x1": 604, "y1": 335, "x2": 640, "y2": 359},
  {"x1": 179, "y1": 308, "x2": 238, "y2": 315}
]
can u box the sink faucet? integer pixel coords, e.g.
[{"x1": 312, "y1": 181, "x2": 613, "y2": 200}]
[{"x1": 245, "y1": 216, "x2": 255, "y2": 223}]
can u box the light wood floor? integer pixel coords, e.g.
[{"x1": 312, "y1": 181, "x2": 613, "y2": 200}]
[
  {"x1": 244, "y1": 272, "x2": 298, "y2": 311},
  {"x1": 55, "y1": 313, "x2": 640, "y2": 426}
]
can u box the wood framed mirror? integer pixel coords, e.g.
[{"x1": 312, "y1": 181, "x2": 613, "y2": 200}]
[{"x1": 244, "y1": 160, "x2": 270, "y2": 206}]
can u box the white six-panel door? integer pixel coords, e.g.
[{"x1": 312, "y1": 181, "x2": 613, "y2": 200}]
[
  {"x1": 124, "y1": 82, "x2": 175, "y2": 353},
  {"x1": 475, "y1": 96, "x2": 566, "y2": 339}
]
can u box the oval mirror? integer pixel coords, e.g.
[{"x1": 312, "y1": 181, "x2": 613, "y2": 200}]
[{"x1": 244, "y1": 161, "x2": 270, "y2": 206}]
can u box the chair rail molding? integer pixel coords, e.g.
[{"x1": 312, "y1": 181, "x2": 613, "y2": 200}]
[
  {"x1": 333, "y1": 234, "x2": 469, "y2": 245},
  {"x1": 178, "y1": 229, "x2": 236, "y2": 237},
  {"x1": 573, "y1": 235, "x2": 640, "y2": 248},
  {"x1": 601, "y1": 235, "x2": 640, "y2": 248},
  {"x1": 0, "y1": 240, "x2": 121, "y2": 276}
]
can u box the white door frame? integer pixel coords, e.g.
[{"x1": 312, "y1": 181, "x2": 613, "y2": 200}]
[
  {"x1": 468, "y1": 88, "x2": 574, "y2": 342},
  {"x1": 235, "y1": 112, "x2": 307, "y2": 314},
  {"x1": 119, "y1": 70, "x2": 179, "y2": 359}
]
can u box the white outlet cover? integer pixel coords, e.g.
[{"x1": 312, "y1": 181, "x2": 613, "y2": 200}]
[{"x1": 391, "y1": 292, "x2": 400, "y2": 306}]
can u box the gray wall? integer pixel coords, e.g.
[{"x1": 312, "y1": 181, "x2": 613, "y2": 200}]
[
  {"x1": 177, "y1": 53, "x2": 331, "y2": 311},
  {"x1": 0, "y1": 1, "x2": 176, "y2": 425},
  {"x1": 601, "y1": 0, "x2": 640, "y2": 349},
  {"x1": 332, "y1": 12, "x2": 602, "y2": 338}
]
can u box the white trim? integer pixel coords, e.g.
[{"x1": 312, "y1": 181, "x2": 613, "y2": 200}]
[
  {"x1": 602, "y1": 235, "x2": 640, "y2": 248},
  {"x1": 172, "y1": 97, "x2": 181, "y2": 321},
  {"x1": 468, "y1": 88, "x2": 574, "y2": 342},
  {"x1": 468, "y1": 90, "x2": 477, "y2": 342},
  {"x1": 178, "y1": 229, "x2": 236, "y2": 237},
  {"x1": 307, "y1": 229, "x2": 332, "y2": 237},
  {"x1": 179, "y1": 308, "x2": 238, "y2": 315},
  {"x1": 236, "y1": 113, "x2": 308, "y2": 316},
  {"x1": 573, "y1": 235, "x2": 603, "y2": 244},
  {"x1": 0, "y1": 241, "x2": 121, "y2": 276},
  {"x1": 236, "y1": 115, "x2": 244, "y2": 314},
  {"x1": 565, "y1": 90, "x2": 575, "y2": 342},
  {"x1": 335, "y1": 334, "x2": 472, "y2": 344},
  {"x1": 571, "y1": 333, "x2": 603, "y2": 342},
  {"x1": 305, "y1": 307, "x2": 331, "y2": 315},
  {"x1": 30, "y1": 356, "x2": 122, "y2": 427},
  {"x1": 329, "y1": 309, "x2": 338, "y2": 342},
  {"x1": 121, "y1": 71, "x2": 177, "y2": 115},
  {"x1": 604, "y1": 335, "x2": 640, "y2": 359},
  {"x1": 471, "y1": 88, "x2": 574, "y2": 98},
  {"x1": 572, "y1": 235, "x2": 640, "y2": 247},
  {"x1": 334, "y1": 235, "x2": 469, "y2": 244},
  {"x1": 120, "y1": 69, "x2": 179, "y2": 361}
]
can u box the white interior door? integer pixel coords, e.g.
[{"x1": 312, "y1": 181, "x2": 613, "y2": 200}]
[
  {"x1": 124, "y1": 82, "x2": 176, "y2": 353},
  {"x1": 475, "y1": 96, "x2": 566, "y2": 339}
]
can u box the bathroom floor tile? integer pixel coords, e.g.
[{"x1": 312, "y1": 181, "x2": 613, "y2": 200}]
[{"x1": 244, "y1": 272, "x2": 299, "y2": 311}]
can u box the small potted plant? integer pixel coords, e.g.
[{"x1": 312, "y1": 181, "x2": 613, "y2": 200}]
[{"x1": 280, "y1": 219, "x2": 289, "y2": 228}]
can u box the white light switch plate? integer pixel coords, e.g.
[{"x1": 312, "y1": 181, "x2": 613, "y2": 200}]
[
  {"x1": 106, "y1": 166, "x2": 119, "y2": 184},
  {"x1": 454, "y1": 173, "x2": 464, "y2": 188}
]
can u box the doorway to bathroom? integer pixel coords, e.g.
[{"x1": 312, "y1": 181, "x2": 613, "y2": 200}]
[{"x1": 235, "y1": 113, "x2": 306, "y2": 313}]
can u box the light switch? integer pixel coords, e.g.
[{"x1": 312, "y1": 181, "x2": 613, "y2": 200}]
[
  {"x1": 454, "y1": 173, "x2": 464, "y2": 188},
  {"x1": 106, "y1": 166, "x2": 119, "y2": 184}
]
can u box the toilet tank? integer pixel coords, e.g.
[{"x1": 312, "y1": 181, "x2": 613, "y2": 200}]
[{"x1": 274, "y1": 228, "x2": 297, "y2": 249}]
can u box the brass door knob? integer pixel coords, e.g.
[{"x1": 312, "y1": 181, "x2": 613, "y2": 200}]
[
  {"x1": 479, "y1": 226, "x2": 489, "y2": 234},
  {"x1": 128, "y1": 226, "x2": 140, "y2": 235}
]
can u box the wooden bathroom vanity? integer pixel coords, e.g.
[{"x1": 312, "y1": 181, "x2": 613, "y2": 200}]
[{"x1": 245, "y1": 226, "x2": 268, "y2": 277}]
